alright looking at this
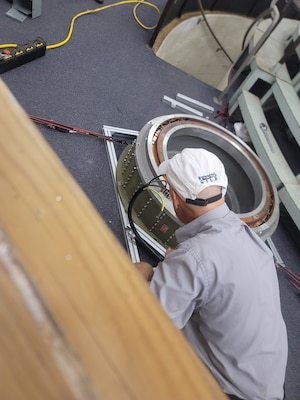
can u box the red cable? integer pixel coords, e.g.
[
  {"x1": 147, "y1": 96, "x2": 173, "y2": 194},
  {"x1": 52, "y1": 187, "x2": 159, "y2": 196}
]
[{"x1": 30, "y1": 115, "x2": 127, "y2": 144}]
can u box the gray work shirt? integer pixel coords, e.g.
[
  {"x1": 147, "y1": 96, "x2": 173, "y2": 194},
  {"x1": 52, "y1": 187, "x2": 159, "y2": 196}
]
[{"x1": 150, "y1": 203, "x2": 288, "y2": 400}]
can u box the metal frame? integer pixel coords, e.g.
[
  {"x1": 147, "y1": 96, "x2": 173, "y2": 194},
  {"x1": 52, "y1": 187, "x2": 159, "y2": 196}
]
[
  {"x1": 103, "y1": 125, "x2": 166, "y2": 262},
  {"x1": 237, "y1": 90, "x2": 300, "y2": 232},
  {"x1": 216, "y1": 4, "x2": 280, "y2": 105}
]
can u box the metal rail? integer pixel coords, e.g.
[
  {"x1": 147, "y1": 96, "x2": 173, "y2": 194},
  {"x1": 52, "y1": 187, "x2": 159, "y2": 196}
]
[{"x1": 216, "y1": 4, "x2": 280, "y2": 104}]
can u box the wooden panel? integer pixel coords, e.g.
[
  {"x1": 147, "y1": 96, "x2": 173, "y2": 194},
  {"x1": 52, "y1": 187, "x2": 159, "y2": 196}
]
[
  {"x1": 0, "y1": 243, "x2": 77, "y2": 400},
  {"x1": 0, "y1": 79, "x2": 227, "y2": 400}
]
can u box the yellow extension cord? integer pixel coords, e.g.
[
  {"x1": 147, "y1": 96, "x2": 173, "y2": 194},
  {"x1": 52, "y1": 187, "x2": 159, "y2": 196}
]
[{"x1": 0, "y1": 0, "x2": 160, "y2": 50}]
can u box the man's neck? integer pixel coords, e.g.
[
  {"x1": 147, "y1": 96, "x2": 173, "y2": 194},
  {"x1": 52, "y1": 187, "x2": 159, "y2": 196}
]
[{"x1": 183, "y1": 198, "x2": 225, "y2": 224}]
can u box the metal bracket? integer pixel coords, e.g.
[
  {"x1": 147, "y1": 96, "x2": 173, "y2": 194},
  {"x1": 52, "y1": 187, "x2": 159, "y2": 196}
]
[
  {"x1": 162, "y1": 93, "x2": 215, "y2": 118},
  {"x1": 162, "y1": 95, "x2": 204, "y2": 117},
  {"x1": 175, "y1": 93, "x2": 214, "y2": 113},
  {"x1": 6, "y1": 0, "x2": 42, "y2": 22}
]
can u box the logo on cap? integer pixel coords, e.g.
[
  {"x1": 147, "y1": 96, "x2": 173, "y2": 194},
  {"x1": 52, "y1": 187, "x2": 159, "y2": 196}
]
[{"x1": 198, "y1": 172, "x2": 217, "y2": 184}]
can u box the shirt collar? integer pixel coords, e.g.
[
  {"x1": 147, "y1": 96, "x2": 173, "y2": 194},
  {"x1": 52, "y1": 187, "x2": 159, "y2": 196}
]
[{"x1": 175, "y1": 203, "x2": 231, "y2": 243}]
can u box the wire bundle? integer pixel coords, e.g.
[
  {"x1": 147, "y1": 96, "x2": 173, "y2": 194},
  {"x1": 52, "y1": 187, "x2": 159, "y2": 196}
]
[
  {"x1": 30, "y1": 115, "x2": 127, "y2": 144},
  {"x1": 127, "y1": 177, "x2": 167, "y2": 262},
  {"x1": 276, "y1": 262, "x2": 300, "y2": 295}
]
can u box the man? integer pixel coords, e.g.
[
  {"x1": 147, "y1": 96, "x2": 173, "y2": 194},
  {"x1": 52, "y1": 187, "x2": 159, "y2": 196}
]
[{"x1": 135, "y1": 148, "x2": 288, "y2": 400}]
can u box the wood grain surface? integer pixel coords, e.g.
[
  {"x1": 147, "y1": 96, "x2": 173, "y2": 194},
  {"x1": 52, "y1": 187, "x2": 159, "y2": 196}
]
[{"x1": 0, "y1": 79, "x2": 227, "y2": 400}]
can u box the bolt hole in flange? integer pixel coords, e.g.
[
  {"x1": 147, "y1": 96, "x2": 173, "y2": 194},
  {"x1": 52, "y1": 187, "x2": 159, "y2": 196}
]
[{"x1": 116, "y1": 115, "x2": 279, "y2": 249}]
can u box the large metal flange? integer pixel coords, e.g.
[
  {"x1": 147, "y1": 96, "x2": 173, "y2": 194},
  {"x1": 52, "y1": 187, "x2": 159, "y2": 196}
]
[{"x1": 117, "y1": 114, "x2": 279, "y2": 247}]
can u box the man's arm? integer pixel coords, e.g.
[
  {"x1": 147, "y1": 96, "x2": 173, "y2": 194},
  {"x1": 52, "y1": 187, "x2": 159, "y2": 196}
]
[
  {"x1": 134, "y1": 262, "x2": 154, "y2": 282},
  {"x1": 134, "y1": 248, "x2": 173, "y2": 282}
]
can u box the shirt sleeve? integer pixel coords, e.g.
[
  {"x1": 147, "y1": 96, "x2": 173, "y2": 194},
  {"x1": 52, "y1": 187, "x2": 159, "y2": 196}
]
[{"x1": 150, "y1": 244, "x2": 207, "y2": 329}]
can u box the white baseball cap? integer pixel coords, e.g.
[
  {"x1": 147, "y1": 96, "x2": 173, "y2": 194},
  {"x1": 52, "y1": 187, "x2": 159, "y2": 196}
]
[{"x1": 158, "y1": 148, "x2": 228, "y2": 205}]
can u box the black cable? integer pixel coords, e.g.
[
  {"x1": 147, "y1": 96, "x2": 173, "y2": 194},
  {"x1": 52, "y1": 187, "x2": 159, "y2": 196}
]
[
  {"x1": 197, "y1": 0, "x2": 234, "y2": 64},
  {"x1": 127, "y1": 177, "x2": 165, "y2": 262},
  {"x1": 241, "y1": 7, "x2": 273, "y2": 51}
]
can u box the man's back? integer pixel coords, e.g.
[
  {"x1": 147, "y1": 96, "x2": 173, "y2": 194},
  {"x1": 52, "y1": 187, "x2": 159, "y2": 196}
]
[{"x1": 151, "y1": 203, "x2": 288, "y2": 400}]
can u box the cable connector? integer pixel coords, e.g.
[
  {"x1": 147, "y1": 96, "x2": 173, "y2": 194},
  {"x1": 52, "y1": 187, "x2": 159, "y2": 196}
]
[{"x1": 0, "y1": 37, "x2": 46, "y2": 74}]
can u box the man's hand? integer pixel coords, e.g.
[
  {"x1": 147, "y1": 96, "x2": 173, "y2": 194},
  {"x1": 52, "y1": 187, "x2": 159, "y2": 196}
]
[
  {"x1": 165, "y1": 247, "x2": 174, "y2": 256},
  {"x1": 134, "y1": 262, "x2": 154, "y2": 282}
]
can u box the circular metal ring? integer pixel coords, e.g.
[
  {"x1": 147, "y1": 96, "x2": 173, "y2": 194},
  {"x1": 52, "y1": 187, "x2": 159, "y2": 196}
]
[{"x1": 117, "y1": 115, "x2": 279, "y2": 247}]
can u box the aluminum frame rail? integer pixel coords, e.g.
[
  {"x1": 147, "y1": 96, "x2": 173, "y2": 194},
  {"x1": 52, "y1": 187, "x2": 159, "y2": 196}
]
[{"x1": 103, "y1": 125, "x2": 166, "y2": 263}]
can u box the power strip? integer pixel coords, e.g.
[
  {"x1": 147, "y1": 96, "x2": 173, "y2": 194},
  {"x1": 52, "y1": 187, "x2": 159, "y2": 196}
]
[{"x1": 0, "y1": 37, "x2": 46, "y2": 74}]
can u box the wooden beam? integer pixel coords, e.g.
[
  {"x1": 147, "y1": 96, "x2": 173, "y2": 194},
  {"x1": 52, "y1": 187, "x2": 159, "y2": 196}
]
[{"x1": 0, "y1": 79, "x2": 227, "y2": 400}]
